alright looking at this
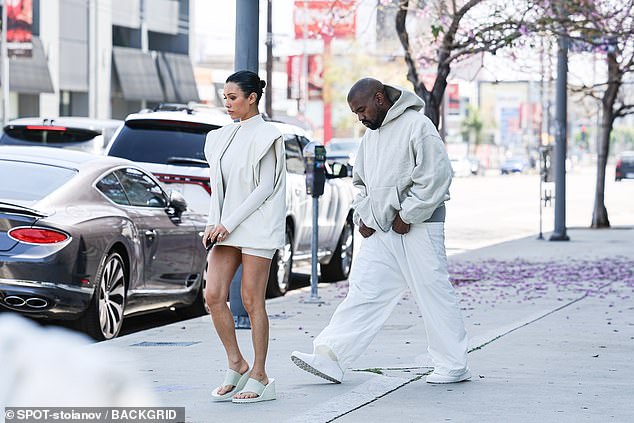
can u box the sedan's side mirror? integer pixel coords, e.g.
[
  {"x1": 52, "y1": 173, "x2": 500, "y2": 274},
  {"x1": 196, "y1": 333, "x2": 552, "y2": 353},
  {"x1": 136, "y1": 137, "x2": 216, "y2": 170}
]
[{"x1": 166, "y1": 190, "x2": 188, "y2": 220}]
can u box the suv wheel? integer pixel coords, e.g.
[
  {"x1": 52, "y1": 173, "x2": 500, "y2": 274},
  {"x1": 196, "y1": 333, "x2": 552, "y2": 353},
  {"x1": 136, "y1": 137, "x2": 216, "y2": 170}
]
[
  {"x1": 320, "y1": 218, "x2": 354, "y2": 282},
  {"x1": 266, "y1": 224, "x2": 293, "y2": 298}
]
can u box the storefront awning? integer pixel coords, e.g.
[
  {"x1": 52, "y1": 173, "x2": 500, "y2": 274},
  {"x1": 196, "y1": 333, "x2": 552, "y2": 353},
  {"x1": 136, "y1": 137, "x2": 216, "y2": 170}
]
[
  {"x1": 157, "y1": 52, "x2": 199, "y2": 103},
  {"x1": 112, "y1": 47, "x2": 164, "y2": 102},
  {"x1": 7, "y1": 37, "x2": 54, "y2": 94}
]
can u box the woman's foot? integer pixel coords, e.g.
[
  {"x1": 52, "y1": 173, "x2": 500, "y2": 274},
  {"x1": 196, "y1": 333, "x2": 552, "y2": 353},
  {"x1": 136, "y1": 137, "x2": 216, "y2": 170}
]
[
  {"x1": 232, "y1": 370, "x2": 268, "y2": 400},
  {"x1": 216, "y1": 361, "x2": 249, "y2": 396}
]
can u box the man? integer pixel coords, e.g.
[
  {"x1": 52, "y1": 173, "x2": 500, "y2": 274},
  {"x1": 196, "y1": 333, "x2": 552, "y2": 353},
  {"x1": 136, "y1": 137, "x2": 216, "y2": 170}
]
[{"x1": 290, "y1": 78, "x2": 470, "y2": 384}]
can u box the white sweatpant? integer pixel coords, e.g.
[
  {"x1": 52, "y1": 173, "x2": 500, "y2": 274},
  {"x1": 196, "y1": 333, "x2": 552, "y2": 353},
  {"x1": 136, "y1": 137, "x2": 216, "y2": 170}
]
[{"x1": 313, "y1": 222, "x2": 469, "y2": 374}]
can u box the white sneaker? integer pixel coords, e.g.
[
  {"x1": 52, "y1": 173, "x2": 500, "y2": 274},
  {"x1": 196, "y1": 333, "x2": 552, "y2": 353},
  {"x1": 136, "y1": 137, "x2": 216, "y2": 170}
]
[
  {"x1": 290, "y1": 351, "x2": 344, "y2": 383},
  {"x1": 426, "y1": 368, "x2": 472, "y2": 384}
]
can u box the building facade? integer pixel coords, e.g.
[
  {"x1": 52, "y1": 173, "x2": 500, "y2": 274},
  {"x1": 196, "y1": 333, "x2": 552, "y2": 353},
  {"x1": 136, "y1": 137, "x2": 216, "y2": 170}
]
[{"x1": 4, "y1": 0, "x2": 198, "y2": 121}]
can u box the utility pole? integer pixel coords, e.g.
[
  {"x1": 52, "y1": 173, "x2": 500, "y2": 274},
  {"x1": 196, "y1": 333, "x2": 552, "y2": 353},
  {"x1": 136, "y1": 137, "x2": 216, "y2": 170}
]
[
  {"x1": 139, "y1": 0, "x2": 148, "y2": 110},
  {"x1": 2, "y1": 0, "x2": 10, "y2": 126},
  {"x1": 231, "y1": 0, "x2": 260, "y2": 329},
  {"x1": 265, "y1": 0, "x2": 273, "y2": 118},
  {"x1": 550, "y1": 32, "x2": 570, "y2": 241},
  {"x1": 235, "y1": 0, "x2": 259, "y2": 72}
]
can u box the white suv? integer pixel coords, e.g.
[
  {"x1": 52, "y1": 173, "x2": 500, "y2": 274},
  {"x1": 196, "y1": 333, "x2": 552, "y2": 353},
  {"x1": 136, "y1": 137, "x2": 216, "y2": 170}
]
[{"x1": 106, "y1": 105, "x2": 355, "y2": 297}]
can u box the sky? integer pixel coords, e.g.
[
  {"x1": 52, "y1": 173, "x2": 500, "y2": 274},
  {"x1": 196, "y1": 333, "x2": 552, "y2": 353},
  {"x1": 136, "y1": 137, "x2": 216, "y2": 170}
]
[{"x1": 192, "y1": 0, "x2": 297, "y2": 62}]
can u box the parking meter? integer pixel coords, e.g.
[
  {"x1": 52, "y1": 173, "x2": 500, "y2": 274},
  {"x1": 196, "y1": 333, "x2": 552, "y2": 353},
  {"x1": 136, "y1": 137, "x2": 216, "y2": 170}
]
[
  {"x1": 303, "y1": 142, "x2": 327, "y2": 197},
  {"x1": 302, "y1": 141, "x2": 326, "y2": 304}
]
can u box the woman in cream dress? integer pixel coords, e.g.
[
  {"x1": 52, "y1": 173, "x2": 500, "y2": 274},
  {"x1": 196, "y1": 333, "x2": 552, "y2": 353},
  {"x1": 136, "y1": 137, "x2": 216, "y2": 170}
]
[{"x1": 203, "y1": 71, "x2": 285, "y2": 403}]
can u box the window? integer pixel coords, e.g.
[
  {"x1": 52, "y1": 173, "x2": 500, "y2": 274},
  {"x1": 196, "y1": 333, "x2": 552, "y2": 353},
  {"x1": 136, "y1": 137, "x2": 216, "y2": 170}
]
[
  {"x1": 108, "y1": 120, "x2": 219, "y2": 167},
  {"x1": 284, "y1": 134, "x2": 305, "y2": 174},
  {"x1": 2, "y1": 125, "x2": 100, "y2": 144},
  {"x1": 0, "y1": 160, "x2": 76, "y2": 205},
  {"x1": 115, "y1": 168, "x2": 167, "y2": 208},
  {"x1": 96, "y1": 173, "x2": 129, "y2": 205}
]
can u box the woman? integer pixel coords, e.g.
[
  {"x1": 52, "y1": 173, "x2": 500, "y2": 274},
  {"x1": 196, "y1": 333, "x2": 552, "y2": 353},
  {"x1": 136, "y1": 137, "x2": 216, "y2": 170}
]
[{"x1": 203, "y1": 70, "x2": 286, "y2": 403}]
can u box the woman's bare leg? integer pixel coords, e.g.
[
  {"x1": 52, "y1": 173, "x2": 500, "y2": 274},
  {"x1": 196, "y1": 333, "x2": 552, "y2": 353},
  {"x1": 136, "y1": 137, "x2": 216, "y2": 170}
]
[
  {"x1": 232, "y1": 253, "x2": 272, "y2": 399},
  {"x1": 205, "y1": 246, "x2": 248, "y2": 395}
]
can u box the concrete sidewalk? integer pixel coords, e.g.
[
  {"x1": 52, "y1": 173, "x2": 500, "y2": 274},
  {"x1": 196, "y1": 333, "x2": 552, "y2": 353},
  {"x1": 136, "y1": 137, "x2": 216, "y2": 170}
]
[{"x1": 98, "y1": 228, "x2": 634, "y2": 423}]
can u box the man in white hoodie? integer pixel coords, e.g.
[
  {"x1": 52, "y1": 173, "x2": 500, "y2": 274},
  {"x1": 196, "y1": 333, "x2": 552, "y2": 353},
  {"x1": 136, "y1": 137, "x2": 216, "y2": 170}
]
[{"x1": 291, "y1": 78, "x2": 471, "y2": 384}]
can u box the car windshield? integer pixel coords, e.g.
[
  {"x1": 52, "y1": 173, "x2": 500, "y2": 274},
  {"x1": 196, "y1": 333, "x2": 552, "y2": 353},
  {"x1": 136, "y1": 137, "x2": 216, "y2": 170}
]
[
  {"x1": 0, "y1": 160, "x2": 77, "y2": 205},
  {"x1": 327, "y1": 141, "x2": 359, "y2": 154},
  {"x1": 108, "y1": 119, "x2": 220, "y2": 167}
]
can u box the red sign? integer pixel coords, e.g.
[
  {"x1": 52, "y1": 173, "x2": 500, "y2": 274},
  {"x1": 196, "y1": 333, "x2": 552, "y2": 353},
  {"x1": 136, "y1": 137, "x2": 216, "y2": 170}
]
[
  {"x1": 6, "y1": 0, "x2": 33, "y2": 57},
  {"x1": 294, "y1": 1, "x2": 356, "y2": 39},
  {"x1": 447, "y1": 83, "x2": 460, "y2": 114},
  {"x1": 287, "y1": 54, "x2": 325, "y2": 100}
]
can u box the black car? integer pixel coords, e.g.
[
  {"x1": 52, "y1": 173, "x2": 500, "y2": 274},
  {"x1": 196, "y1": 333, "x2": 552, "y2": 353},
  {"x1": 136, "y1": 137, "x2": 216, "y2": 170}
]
[
  {"x1": 0, "y1": 147, "x2": 208, "y2": 340},
  {"x1": 615, "y1": 151, "x2": 634, "y2": 181}
]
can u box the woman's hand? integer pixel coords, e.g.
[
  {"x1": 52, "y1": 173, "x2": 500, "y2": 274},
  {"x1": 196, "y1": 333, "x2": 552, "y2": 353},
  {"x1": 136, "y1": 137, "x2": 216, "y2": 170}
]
[
  {"x1": 210, "y1": 224, "x2": 230, "y2": 243},
  {"x1": 202, "y1": 225, "x2": 214, "y2": 248}
]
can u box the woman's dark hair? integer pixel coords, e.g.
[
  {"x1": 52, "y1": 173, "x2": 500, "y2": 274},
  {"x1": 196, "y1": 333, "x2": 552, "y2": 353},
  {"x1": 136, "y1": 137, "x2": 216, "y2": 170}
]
[{"x1": 226, "y1": 70, "x2": 266, "y2": 104}]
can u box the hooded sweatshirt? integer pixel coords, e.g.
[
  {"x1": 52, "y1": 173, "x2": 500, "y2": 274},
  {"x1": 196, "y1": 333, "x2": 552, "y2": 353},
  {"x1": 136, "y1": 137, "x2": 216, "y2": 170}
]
[{"x1": 352, "y1": 85, "x2": 452, "y2": 232}]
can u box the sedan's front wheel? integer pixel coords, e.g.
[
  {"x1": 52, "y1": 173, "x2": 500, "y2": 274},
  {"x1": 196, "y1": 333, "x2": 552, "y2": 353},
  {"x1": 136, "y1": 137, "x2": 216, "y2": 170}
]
[{"x1": 79, "y1": 251, "x2": 127, "y2": 340}]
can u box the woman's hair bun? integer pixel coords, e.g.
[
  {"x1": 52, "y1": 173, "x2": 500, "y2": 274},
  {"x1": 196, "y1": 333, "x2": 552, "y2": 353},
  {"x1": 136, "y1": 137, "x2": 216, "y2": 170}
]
[{"x1": 259, "y1": 80, "x2": 267, "y2": 90}]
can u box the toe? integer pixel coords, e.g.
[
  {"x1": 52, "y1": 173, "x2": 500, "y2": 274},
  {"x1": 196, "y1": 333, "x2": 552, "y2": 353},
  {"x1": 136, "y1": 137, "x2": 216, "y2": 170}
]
[
  {"x1": 217, "y1": 385, "x2": 234, "y2": 395},
  {"x1": 236, "y1": 392, "x2": 257, "y2": 399}
]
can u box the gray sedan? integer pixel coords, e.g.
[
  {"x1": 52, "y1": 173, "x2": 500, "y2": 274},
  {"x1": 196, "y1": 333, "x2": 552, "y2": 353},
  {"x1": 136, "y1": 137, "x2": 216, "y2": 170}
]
[{"x1": 0, "y1": 147, "x2": 208, "y2": 340}]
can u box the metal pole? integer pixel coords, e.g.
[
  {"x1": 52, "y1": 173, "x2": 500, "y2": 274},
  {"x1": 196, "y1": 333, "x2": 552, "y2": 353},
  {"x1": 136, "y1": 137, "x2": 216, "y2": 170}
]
[
  {"x1": 265, "y1": 0, "x2": 273, "y2": 118},
  {"x1": 139, "y1": 0, "x2": 147, "y2": 110},
  {"x1": 303, "y1": 195, "x2": 323, "y2": 304},
  {"x1": 302, "y1": 0, "x2": 308, "y2": 113},
  {"x1": 550, "y1": 34, "x2": 569, "y2": 241},
  {"x1": 538, "y1": 151, "x2": 544, "y2": 240},
  {"x1": 2, "y1": 0, "x2": 10, "y2": 127},
  {"x1": 310, "y1": 197, "x2": 319, "y2": 300},
  {"x1": 230, "y1": 0, "x2": 260, "y2": 329},
  {"x1": 235, "y1": 0, "x2": 259, "y2": 72}
]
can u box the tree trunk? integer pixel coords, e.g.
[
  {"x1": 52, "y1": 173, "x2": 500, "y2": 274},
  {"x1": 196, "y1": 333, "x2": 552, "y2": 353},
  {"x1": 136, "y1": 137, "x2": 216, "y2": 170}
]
[
  {"x1": 396, "y1": 1, "x2": 446, "y2": 130},
  {"x1": 416, "y1": 86, "x2": 441, "y2": 128},
  {"x1": 591, "y1": 52, "x2": 621, "y2": 228},
  {"x1": 592, "y1": 112, "x2": 611, "y2": 228}
]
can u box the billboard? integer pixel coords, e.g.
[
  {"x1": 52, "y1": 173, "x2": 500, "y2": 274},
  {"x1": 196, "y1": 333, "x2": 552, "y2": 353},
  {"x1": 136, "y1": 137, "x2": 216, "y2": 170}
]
[
  {"x1": 6, "y1": 0, "x2": 33, "y2": 57},
  {"x1": 294, "y1": 1, "x2": 356, "y2": 39}
]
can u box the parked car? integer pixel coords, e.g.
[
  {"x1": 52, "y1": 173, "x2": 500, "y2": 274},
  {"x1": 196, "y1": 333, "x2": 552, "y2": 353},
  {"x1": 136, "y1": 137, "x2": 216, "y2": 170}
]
[
  {"x1": 106, "y1": 105, "x2": 355, "y2": 297},
  {"x1": 1, "y1": 117, "x2": 123, "y2": 154},
  {"x1": 615, "y1": 151, "x2": 634, "y2": 181},
  {"x1": 500, "y1": 157, "x2": 528, "y2": 174},
  {"x1": 0, "y1": 146, "x2": 209, "y2": 340},
  {"x1": 325, "y1": 137, "x2": 361, "y2": 174},
  {"x1": 450, "y1": 157, "x2": 473, "y2": 177}
]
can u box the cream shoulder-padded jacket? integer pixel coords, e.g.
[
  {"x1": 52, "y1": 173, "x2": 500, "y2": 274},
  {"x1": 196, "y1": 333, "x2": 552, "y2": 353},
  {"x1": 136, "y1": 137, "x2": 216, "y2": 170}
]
[
  {"x1": 352, "y1": 85, "x2": 452, "y2": 232},
  {"x1": 204, "y1": 117, "x2": 286, "y2": 249}
]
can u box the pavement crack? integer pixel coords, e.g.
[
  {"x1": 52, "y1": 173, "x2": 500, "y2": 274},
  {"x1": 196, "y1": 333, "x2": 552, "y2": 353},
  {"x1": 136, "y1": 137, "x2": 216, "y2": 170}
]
[
  {"x1": 327, "y1": 374, "x2": 424, "y2": 422},
  {"x1": 468, "y1": 281, "x2": 613, "y2": 353}
]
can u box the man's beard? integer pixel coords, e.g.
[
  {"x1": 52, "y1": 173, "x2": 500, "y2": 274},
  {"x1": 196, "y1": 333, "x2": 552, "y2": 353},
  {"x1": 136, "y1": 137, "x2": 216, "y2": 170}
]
[{"x1": 364, "y1": 120, "x2": 380, "y2": 130}]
